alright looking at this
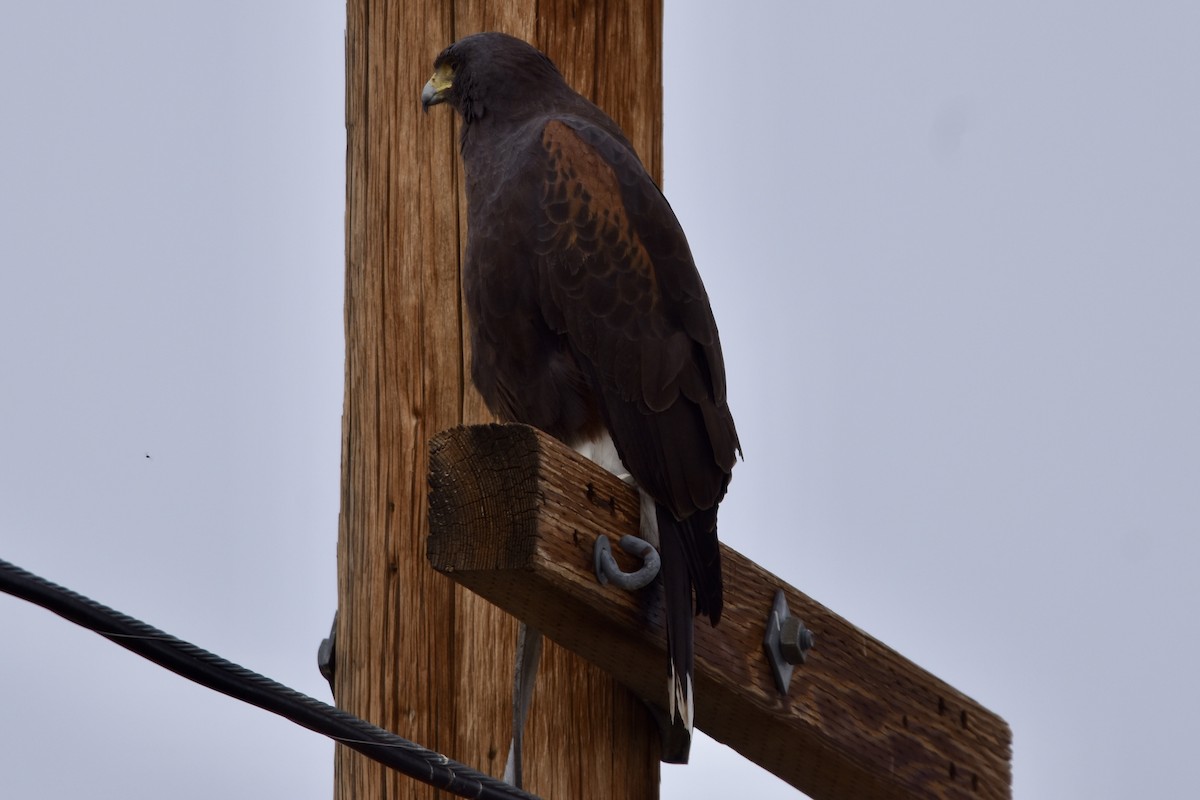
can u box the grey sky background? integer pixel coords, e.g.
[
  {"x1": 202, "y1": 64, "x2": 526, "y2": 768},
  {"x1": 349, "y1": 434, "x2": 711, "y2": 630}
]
[{"x1": 2, "y1": 2, "x2": 1197, "y2": 798}]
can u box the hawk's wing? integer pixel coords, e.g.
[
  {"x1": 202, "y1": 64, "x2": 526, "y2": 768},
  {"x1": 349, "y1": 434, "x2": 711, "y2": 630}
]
[{"x1": 531, "y1": 117, "x2": 740, "y2": 621}]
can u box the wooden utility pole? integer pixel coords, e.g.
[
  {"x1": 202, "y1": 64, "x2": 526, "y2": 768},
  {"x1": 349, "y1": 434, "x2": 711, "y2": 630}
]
[{"x1": 337, "y1": 2, "x2": 664, "y2": 798}]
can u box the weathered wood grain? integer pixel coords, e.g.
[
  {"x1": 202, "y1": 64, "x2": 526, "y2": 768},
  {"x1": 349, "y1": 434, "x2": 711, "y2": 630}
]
[{"x1": 428, "y1": 424, "x2": 1014, "y2": 800}]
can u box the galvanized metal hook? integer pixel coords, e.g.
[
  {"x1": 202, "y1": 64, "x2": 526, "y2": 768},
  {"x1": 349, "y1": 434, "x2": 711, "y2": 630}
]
[{"x1": 593, "y1": 534, "x2": 661, "y2": 590}]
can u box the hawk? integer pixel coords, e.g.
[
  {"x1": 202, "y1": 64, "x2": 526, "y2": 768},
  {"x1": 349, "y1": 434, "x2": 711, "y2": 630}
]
[{"x1": 422, "y1": 32, "x2": 740, "y2": 764}]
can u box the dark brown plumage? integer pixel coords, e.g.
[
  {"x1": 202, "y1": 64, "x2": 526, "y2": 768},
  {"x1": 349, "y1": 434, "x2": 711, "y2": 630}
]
[{"x1": 422, "y1": 32, "x2": 739, "y2": 762}]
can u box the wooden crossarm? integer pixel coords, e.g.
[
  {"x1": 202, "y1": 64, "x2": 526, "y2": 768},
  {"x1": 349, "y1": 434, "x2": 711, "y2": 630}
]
[{"x1": 427, "y1": 423, "x2": 1012, "y2": 800}]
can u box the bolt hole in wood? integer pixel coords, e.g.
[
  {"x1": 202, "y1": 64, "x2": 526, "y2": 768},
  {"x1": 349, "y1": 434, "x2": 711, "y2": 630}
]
[
  {"x1": 972, "y1": 773, "x2": 980, "y2": 792},
  {"x1": 961, "y1": 709, "x2": 969, "y2": 728},
  {"x1": 938, "y1": 696, "x2": 946, "y2": 715},
  {"x1": 949, "y1": 761, "x2": 957, "y2": 779},
  {"x1": 582, "y1": 481, "x2": 616, "y2": 513}
]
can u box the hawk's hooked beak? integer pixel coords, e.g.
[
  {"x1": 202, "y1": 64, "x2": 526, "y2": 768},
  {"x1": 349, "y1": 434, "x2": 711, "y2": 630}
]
[{"x1": 421, "y1": 65, "x2": 453, "y2": 112}]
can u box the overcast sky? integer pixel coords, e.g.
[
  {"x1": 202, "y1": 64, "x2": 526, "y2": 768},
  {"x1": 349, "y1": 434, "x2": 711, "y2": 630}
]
[{"x1": 2, "y1": 2, "x2": 1198, "y2": 799}]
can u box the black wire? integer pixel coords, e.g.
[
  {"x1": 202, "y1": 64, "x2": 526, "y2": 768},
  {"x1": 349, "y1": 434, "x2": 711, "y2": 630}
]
[{"x1": 0, "y1": 557, "x2": 541, "y2": 800}]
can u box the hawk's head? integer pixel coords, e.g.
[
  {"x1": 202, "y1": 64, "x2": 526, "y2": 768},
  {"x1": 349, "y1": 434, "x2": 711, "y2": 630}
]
[{"x1": 421, "y1": 32, "x2": 563, "y2": 123}]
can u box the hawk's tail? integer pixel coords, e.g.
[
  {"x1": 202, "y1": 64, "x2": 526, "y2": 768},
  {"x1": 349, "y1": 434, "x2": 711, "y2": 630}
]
[{"x1": 659, "y1": 509, "x2": 697, "y2": 764}]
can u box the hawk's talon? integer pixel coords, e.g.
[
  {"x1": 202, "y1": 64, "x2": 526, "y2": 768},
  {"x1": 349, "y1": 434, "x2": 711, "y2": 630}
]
[{"x1": 594, "y1": 534, "x2": 661, "y2": 590}]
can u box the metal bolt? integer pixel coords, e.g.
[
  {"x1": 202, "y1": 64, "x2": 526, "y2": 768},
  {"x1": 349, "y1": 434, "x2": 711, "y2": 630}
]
[
  {"x1": 762, "y1": 589, "x2": 815, "y2": 695},
  {"x1": 317, "y1": 611, "x2": 338, "y2": 693},
  {"x1": 777, "y1": 615, "x2": 815, "y2": 665}
]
